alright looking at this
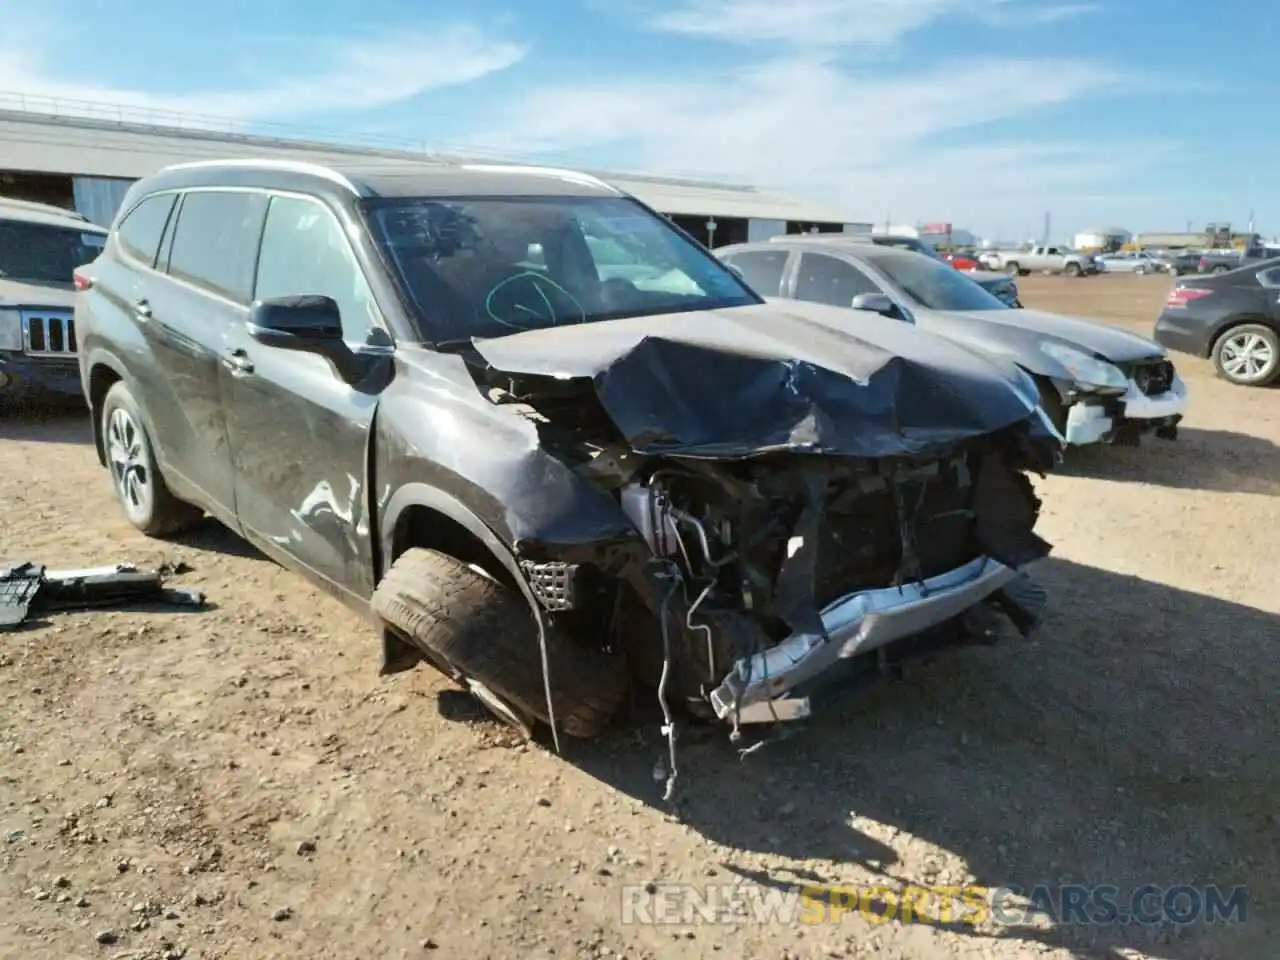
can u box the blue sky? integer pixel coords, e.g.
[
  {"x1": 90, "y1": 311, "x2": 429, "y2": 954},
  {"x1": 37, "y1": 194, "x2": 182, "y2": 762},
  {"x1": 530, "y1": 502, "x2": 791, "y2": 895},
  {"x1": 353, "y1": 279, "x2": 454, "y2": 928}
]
[{"x1": 0, "y1": 0, "x2": 1269, "y2": 240}]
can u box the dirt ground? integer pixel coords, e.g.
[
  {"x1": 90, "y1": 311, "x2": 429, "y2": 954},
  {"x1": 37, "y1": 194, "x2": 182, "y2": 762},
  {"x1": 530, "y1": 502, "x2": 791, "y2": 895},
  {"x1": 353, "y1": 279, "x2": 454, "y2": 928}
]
[{"x1": 2, "y1": 274, "x2": 1277, "y2": 960}]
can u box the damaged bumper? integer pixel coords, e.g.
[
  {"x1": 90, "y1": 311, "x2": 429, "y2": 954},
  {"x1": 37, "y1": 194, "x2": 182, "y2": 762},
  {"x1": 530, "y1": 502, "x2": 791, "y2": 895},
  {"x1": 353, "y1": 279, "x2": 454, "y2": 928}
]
[
  {"x1": 1064, "y1": 373, "x2": 1188, "y2": 446},
  {"x1": 708, "y1": 555, "x2": 1037, "y2": 724}
]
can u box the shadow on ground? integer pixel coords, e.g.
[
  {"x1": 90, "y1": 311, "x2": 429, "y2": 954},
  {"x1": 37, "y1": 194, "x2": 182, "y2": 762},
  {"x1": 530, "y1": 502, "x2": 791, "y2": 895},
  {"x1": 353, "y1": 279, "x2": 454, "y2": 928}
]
[
  {"x1": 569, "y1": 557, "x2": 1279, "y2": 958},
  {"x1": 1062, "y1": 428, "x2": 1280, "y2": 495},
  {"x1": 169, "y1": 517, "x2": 266, "y2": 561},
  {"x1": 0, "y1": 402, "x2": 92, "y2": 444}
]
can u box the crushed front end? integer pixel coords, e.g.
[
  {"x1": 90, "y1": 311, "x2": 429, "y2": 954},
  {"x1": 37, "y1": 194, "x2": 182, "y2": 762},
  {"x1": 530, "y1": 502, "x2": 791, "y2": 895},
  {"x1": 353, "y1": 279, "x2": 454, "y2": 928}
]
[
  {"x1": 1062, "y1": 357, "x2": 1187, "y2": 446},
  {"x1": 469, "y1": 307, "x2": 1062, "y2": 730},
  {"x1": 601, "y1": 431, "x2": 1055, "y2": 728}
]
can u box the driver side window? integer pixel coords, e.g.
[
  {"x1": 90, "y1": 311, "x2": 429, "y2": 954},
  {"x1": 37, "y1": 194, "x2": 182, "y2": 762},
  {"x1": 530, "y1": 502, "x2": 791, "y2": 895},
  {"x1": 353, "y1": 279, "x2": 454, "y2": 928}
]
[
  {"x1": 254, "y1": 195, "x2": 380, "y2": 344},
  {"x1": 795, "y1": 253, "x2": 881, "y2": 307}
]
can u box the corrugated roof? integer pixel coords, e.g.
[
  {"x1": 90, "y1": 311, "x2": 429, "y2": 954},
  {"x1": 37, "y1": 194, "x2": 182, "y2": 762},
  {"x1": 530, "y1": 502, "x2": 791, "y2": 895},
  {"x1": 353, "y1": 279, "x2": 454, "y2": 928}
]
[{"x1": 0, "y1": 109, "x2": 854, "y2": 225}]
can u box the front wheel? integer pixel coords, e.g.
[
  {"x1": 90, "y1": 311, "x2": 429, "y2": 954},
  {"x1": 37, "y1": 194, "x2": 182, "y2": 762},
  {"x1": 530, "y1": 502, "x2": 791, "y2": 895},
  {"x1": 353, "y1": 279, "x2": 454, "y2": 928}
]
[
  {"x1": 372, "y1": 548, "x2": 629, "y2": 739},
  {"x1": 1212, "y1": 323, "x2": 1280, "y2": 386},
  {"x1": 100, "y1": 381, "x2": 202, "y2": 536},
  {"x1": 1211, "y1": 265, "x2": 1230, "y2": 275}
]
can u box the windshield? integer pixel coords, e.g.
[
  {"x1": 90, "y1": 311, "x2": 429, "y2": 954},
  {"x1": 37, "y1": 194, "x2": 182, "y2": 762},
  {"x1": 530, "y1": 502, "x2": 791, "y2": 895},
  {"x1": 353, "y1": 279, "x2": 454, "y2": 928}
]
[
  {"x1": 867, "y1": 250, "x2": 1010, "y2": 312},
  {"x1": 362, "y1": 195, "x2": 759, "y2": 340},
  {"x1": 872, "y1": 236, "x2": 945, "y2": 262},
  {"x1": 0, "y1": 219, "x2": 106, "y2": 284}
]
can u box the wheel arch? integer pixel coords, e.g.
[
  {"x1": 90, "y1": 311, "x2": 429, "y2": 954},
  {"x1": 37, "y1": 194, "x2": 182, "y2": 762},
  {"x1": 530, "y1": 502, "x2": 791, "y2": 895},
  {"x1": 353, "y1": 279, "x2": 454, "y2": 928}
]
[
  {"x1": 85, "y1": 352, "x2": 131, "y2": 468},
  {"x1": 379, "y1": 482, "x2": 523, "y2": 591}
]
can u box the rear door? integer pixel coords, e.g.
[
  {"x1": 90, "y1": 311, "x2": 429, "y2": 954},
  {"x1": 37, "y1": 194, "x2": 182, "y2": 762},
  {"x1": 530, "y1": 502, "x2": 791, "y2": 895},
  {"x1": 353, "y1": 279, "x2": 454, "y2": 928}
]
[
  {"x1": 219, "y1": 192, "x2": 386, "y2": 598},
  {"x1": 145, "y1": 188, "x2": 268, "y2": 523}
]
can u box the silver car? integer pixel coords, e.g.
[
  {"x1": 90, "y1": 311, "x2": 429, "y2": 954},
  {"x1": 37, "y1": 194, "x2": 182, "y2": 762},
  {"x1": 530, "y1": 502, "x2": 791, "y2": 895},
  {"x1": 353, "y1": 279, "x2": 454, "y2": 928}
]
[
  {"x1": 1, "y1": 197, "x2": 107, "y2": 404},
  {"x1": 716, "y1": 237, "x2": 1189, "y2": 448},
  {"x1": 1096, "y1": 252, "x2": 1163, "y2": 275}
]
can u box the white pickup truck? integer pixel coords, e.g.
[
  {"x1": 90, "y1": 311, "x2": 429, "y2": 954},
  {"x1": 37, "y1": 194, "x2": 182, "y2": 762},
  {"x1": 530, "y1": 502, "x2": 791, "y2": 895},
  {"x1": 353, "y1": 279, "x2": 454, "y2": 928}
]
[{"x1": 978, "y1": 245, "x2": 1098, "y2": 277}]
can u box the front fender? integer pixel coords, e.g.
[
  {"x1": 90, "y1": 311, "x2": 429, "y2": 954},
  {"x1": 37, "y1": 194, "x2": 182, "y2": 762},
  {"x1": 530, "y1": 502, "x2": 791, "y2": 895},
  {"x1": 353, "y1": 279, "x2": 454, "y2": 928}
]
[{"x1": 372, "y1": 352, "x2": 640, "y2": 569}]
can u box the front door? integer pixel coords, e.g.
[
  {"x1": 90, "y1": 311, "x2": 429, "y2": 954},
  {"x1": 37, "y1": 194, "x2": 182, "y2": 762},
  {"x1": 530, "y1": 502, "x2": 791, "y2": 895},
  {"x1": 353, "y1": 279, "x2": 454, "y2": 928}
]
[{"x1": 219, "y1": 193, "x2": 387, "y2": 598}]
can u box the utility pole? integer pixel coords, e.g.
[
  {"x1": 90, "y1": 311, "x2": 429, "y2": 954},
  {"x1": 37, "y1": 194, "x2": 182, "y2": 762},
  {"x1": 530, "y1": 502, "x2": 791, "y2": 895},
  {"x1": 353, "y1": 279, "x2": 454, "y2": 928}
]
[{"x1": 1042, "y1": 211, "x2": 1051, "y2": 246}]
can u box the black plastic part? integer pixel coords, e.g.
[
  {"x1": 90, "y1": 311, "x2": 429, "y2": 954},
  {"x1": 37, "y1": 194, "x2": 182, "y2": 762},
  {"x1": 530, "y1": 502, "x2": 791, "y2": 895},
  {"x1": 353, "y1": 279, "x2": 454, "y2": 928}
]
[
  {"x1": 0, "y1": 561, "x2": 207, "y2": 632},
  {"x1": 0, "y1": 563, "x2": 46, "y2": 631}
]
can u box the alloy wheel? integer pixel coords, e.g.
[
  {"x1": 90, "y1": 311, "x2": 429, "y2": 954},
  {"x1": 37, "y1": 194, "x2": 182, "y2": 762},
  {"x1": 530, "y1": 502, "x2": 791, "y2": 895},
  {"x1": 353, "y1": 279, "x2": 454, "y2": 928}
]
[
  {"x1": 106, "y1": 407, "x2": 153, "y2": 521},
  {"x1": 1219, "y1": 332, "x2": 1276, "y2": 384}
]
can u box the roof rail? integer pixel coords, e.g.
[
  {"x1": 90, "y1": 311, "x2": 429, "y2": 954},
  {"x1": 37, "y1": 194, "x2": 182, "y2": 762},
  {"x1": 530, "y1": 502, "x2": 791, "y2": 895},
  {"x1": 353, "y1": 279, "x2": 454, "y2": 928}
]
[
  {"x1": 458, "y1": 163, "x2": 619, "y2": 193},
  {"x1": 158, "y1": 158, "x2": 362, "y2": 195},
  {"x1": 0, "y1": 195, "x2": 91, "y2": 221}
]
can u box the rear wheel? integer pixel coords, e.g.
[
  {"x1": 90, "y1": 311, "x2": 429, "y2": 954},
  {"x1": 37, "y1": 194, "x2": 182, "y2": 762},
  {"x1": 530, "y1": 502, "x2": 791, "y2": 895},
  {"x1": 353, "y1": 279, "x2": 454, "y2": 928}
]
[
  {"x1": 371, "y1": 547, "x2": 629, "y2": 739},
  {"x1": 1211, "y1": 264, "x2": 1230, "y2": 275},
  {"x1": 1065, "y1": 262, "x2": 1082, "y2": 278},
  {"x1": 1212, "y1": 323, "x2": 1280, "y2": 387},
  {"x1": 100, "y1": 382, "x2": 202, "y2": 536},
  {"x1": 1005, "y1": 262, "x2": 1021, "y2": 276}
]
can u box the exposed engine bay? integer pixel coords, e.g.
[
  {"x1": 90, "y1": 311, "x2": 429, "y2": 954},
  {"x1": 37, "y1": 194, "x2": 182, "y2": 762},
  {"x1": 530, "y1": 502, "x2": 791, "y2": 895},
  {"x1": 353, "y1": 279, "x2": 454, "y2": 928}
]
[{"x1": 483, "y1": 366, "x2": 1056, "y2": 738}]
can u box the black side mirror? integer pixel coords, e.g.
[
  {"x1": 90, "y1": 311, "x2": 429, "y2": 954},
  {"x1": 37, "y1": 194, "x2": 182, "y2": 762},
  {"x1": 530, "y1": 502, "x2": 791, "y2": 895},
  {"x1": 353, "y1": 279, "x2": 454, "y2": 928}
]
[
  {"x1": 247, "y1": 295, "x2": 365, "y2": 383},
  {"x1": 850, "y1": 292, "x2": 897, "y2": 317}
]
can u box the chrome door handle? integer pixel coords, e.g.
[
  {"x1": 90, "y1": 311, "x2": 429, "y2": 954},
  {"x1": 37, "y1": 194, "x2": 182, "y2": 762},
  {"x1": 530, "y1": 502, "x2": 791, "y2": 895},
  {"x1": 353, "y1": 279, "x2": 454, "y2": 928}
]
[{"x1": 222, "y1": 348, "x2": 254, "y2": 375}]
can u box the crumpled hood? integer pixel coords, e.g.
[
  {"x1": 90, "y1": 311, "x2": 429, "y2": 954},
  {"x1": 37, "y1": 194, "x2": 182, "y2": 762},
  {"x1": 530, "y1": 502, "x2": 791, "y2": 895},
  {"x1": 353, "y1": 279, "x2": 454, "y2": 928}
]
[
  {"x1": 944, "y1": 308, "x2": 1166, "y2": 363},
  {"x1": 0, "y1": 277, "x2": 76, "y2": 310},
  {"x1": 472, "y1": 300, "x2": 1046, "y2": 459}
]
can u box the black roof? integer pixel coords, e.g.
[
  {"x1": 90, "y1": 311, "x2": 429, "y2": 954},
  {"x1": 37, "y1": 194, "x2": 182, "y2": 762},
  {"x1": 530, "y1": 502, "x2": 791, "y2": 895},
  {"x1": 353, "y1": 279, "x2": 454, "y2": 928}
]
[{"x1": 124, "y1": 158, "x2": 624, "y2": 206}]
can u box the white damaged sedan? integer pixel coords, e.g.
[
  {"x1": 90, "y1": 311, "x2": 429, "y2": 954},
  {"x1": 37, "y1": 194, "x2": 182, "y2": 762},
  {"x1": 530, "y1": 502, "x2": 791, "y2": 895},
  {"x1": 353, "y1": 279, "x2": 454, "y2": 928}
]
[{"x1": 717, "y1": 238, "x2": 1189, "y2": 448}]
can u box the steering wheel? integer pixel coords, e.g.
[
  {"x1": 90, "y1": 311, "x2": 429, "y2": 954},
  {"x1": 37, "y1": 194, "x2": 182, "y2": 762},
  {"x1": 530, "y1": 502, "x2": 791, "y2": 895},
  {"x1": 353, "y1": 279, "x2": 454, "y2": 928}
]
[{"x1": 600, "y1": 277, "x2": 640, "y2": 308}]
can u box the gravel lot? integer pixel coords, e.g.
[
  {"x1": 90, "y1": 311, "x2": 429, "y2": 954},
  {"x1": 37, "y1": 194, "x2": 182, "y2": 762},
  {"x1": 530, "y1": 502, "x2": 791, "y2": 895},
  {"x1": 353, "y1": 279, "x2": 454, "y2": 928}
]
[{"x1": 2, "y1": 273, "x2": 1277, "y2": 960}]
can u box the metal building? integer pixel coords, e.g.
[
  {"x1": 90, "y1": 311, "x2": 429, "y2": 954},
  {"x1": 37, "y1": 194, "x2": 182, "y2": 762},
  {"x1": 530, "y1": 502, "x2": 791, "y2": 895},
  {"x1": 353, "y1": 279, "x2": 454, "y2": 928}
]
[{"x1": 0, "y1": 106, "x2": 857, "y2": 247}]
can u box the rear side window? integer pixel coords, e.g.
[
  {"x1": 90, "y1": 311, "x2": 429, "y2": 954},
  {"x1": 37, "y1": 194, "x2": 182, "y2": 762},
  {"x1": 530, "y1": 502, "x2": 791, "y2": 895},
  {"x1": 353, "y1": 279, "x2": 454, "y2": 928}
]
[
  {"x1": 721, "y1": 250, "x2": 789, "y2": 296},
  {"x1": 1257, "y1": 267, "x2": 1280, "y2": 288},
  {"x1": 166, "y1": 191, "x2": 268, "y2": 302},
  {"x1": 116, "y1": 194, "x2": 176, "y2": 266},
  {"x1": 0, "y1": 219, "x2": 106, "y2": 284}
]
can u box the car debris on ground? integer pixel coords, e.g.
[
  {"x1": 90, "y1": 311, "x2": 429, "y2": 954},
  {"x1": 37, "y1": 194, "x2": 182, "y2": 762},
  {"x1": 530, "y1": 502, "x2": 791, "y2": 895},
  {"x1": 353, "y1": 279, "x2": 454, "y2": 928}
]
[{"x1": 0, "y1": 560, "x2": 205, "y2": 631}]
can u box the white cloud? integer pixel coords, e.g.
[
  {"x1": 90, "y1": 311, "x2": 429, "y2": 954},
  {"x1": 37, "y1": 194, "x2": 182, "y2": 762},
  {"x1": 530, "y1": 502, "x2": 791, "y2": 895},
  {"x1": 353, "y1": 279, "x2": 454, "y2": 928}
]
[
  {"x1": 645, "y1": 0, "x2": 1097, "y2": 47},
  {"x1": 0, "y1": 25, "x2": 525, "y2": 124},
  {"x1": 459, "y1": 55, "x2": 1147, "y2": 233}
]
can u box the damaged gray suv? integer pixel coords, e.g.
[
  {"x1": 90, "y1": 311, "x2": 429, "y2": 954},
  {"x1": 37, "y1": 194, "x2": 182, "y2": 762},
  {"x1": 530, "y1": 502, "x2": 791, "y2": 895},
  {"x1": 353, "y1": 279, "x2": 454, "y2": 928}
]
[{"x1": 75, "y1": 159, "x2": 1061, "y2": 746}]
